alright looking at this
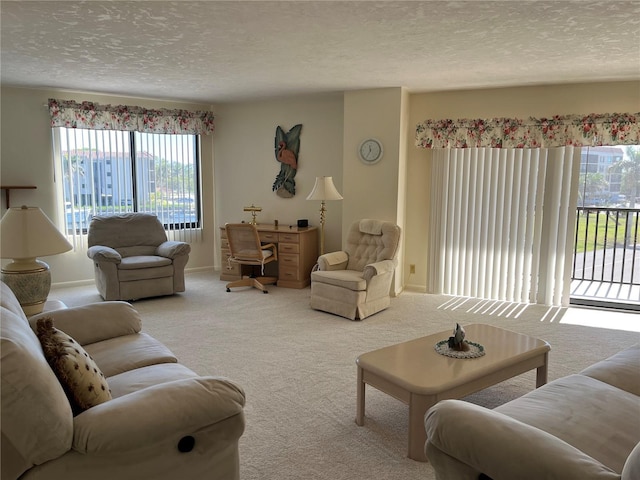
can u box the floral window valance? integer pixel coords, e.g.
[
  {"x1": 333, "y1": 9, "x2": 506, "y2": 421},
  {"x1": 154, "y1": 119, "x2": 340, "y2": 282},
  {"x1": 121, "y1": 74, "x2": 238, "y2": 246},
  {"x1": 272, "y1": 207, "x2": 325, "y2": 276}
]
[
  {"x1": 415, "y1": 112, "x2": 639, "y2": 149},
  {"x1": 48, "y1": 99, "x2": 215, "y2": 135}
]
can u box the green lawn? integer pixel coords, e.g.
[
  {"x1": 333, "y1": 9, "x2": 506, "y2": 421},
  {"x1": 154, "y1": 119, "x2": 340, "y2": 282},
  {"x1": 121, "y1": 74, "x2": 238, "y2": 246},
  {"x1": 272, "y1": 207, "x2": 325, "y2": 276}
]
[{"x1": 574, "y1": 211, "x2": 639, "y2": 253}]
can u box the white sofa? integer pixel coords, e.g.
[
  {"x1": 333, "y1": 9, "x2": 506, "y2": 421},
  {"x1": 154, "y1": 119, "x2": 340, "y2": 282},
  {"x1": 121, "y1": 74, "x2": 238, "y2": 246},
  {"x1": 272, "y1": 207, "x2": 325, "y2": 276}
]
[
  {"x1": 425, "y1": 344, "x2": 640, "y2": 480},
  {"x1": 1, "y1": 281, "x2": 245, "y2": 480}
]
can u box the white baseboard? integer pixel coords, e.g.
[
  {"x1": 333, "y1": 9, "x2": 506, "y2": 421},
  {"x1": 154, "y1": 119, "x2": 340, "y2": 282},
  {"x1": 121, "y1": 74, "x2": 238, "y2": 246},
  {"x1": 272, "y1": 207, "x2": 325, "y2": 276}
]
[
  {"x1": 185, "y1": 266, "x2": 216, "y2": 273},
  {"x1": 404, "y1": 284, "x2": 427, "y2": 293},
  {"x1": 51, "y1": 279, "x2": 95, "y2": 289}
]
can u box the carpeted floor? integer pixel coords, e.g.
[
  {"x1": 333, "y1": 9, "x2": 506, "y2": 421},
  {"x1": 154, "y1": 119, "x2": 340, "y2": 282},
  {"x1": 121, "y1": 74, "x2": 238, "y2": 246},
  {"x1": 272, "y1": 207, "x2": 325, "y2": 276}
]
[{"x1": 52, "y1": 271, "x2": 640, "y2": 480}]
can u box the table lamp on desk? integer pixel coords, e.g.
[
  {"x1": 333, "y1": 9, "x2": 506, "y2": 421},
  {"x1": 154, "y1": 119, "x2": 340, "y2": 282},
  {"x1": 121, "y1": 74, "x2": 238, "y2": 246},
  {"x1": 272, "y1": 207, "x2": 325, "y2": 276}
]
[
  {"x1": 243, "y1": 204, "x2": 262, "y2": 225},
  {"x1": 306, "y1": 176, "x2": 343, "y2": 255}
]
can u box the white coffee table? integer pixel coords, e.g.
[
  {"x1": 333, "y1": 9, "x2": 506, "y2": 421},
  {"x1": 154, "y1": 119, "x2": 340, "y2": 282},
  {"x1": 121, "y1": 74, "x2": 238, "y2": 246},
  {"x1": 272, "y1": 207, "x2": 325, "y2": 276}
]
[{"x1": 355, "y1": 323, "x2": 550, "y2": 462}]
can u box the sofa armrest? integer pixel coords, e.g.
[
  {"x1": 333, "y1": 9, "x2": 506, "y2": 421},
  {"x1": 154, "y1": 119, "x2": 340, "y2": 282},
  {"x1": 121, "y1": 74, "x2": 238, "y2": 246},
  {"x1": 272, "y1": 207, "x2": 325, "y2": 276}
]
[
  {"x1": 157, "y1": 240, "x2": 191, "y2": 259},
  {"x1": 29, "y1": 302, "x2": 142, "y2": 345},
  {"x1": 425, "y1": 400, "x2": 619, "y2": 480},
  {"x1": 87, "y1": 245, "x2": 121, "y2": 264},
  {"x1": 362, "y1": 259, "x2": 395, "y2": 281},
  {"x1": 317, "y1": 251, "x2": 348, "y2": 271},
  {"x1": 623, "y1": 441, "x2": 640, "y2": 480},
  {"x1": 72, "y1": 377, "x2": 245, "y2": 455}
]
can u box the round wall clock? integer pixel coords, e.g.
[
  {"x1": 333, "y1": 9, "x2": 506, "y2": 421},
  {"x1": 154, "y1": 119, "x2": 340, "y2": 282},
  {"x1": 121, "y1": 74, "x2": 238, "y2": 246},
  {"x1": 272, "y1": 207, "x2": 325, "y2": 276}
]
[{"x1": 358, "y1": 138, "x2": 383, "y2": 165}]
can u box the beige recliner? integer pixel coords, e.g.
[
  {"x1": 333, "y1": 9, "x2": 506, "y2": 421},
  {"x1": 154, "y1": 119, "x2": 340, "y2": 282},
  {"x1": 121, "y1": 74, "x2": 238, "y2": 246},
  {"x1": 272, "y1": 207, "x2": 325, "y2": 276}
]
[
  {"x1": 310, "y1": 219, "x2": 401, "y2": 320},
  {"x1": 87, "y1": 213, "x2": 191, "y2": 301}
]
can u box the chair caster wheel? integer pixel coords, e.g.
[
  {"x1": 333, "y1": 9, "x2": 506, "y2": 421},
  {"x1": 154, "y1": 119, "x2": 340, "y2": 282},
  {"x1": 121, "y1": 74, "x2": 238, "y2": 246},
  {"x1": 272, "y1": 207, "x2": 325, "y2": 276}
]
[
  {"x1": 226, "y1": 288, "x2": 231, "y2": 292},
  {"x1": 263, "y1": 290, "x2": 268, "y2": 294}
]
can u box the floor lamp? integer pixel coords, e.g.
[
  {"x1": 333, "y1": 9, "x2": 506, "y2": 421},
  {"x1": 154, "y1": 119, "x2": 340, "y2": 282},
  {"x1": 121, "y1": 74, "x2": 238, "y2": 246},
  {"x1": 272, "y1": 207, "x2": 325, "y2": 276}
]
[
  {"x1": 0, "y1": 206, "x2": 72, "y2": 315},
  {"x1": 306, "y1": 176, "x2": 343, "y2": 255}
]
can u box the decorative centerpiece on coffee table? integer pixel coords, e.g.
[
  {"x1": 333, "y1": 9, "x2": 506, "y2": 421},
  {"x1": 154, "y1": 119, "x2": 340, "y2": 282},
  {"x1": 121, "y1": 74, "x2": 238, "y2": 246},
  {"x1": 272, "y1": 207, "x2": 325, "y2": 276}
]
[{"x1": 435, "y1": 323, "x2": 486, "y2": 359}]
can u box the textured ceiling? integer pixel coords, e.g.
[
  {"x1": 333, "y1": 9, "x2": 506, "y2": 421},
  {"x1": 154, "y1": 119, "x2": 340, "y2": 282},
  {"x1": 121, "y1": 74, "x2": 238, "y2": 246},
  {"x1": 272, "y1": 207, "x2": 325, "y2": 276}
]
[{"x1": 2, "y1": 1, "x2": 639, "y2": 104}]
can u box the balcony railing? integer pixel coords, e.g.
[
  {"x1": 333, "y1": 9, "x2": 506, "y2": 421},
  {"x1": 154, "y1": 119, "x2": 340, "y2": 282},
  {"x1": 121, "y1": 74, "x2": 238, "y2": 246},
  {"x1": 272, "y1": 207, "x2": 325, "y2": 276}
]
[{"x1": 571, "y1": 207, "x2": 640, "y2": 308}]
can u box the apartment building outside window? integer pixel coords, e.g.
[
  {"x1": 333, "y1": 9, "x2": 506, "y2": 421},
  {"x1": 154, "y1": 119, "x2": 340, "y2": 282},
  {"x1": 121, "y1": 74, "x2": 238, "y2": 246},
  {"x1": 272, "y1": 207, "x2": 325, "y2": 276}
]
[{"x1": 579, "y1": 146, "x2": 629, "y2": 206}]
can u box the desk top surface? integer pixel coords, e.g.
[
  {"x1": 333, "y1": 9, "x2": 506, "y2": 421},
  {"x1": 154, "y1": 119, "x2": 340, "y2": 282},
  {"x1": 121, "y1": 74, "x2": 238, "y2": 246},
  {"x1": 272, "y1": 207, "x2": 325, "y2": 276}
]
[{"x1": 222, "y1": 223, "x2": 317, "y2": 233}]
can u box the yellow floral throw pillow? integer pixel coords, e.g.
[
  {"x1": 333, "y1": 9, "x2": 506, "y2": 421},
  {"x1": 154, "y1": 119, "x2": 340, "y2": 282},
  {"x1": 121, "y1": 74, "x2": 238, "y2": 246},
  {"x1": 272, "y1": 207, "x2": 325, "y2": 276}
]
[{"x1": 36, "y1": 317, "x2": 111, "y2": 415}]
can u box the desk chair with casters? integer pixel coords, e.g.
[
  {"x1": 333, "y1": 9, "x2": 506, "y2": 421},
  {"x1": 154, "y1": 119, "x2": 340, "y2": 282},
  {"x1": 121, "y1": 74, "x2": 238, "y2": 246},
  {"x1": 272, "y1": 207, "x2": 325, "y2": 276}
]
[{"x1": 225, "y1": 223, "x2": 278, "y2": 294}]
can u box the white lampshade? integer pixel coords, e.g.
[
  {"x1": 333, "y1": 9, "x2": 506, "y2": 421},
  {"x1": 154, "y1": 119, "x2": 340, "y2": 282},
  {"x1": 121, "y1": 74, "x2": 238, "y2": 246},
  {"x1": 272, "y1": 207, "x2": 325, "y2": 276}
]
[
  {"x1": 306, "y1": 177, "x2": 343, "y2": 255},
  {"x1": 1, "y1": 206, "x2": 72, "y2": 315},
  {"x1": 306, "y1": 176, "x2": 343, "y2": 201},
  {"x1": 1, "y1": 206, "x2": 72, "y2": 259}
]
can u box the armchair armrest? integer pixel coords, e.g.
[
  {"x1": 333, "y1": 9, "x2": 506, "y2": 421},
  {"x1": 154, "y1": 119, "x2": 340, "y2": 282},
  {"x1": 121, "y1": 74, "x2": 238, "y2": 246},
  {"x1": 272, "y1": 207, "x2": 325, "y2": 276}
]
[
  {"x1": 317, "y1": 251, "x2": 348, "y2": 271},
  {"x1": 87, "y1": 245, "x2": 121, "y2": 264},
  {"x1": 29, "y1": 302, "x2": 142, "y2": 345},
  {"x1": 156, "y1": 240, "x2": 191, "y2": 259},
  {"x1": 425, "y1": 400, "x2": 619, "y2": 480},
  {"x1": 73, "y1": 377, "x2": 245, "y2": 455},
  {"x1": 261, "y1": 243, "x2": 278, "y2": 260},
  {"x1": 363, "y1": 259, "x2": 395, "y2": 281}
]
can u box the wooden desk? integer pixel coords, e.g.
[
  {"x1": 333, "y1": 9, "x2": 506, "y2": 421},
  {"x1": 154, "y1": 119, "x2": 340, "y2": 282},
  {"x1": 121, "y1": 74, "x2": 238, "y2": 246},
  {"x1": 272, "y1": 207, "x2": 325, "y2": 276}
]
[{"x1": 220, "y1": 224, "x2": 318, "y2": 289}]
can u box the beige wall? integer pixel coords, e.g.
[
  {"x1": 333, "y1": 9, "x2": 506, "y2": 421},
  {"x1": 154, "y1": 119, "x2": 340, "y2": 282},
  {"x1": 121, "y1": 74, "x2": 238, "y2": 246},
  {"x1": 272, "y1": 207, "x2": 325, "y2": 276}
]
[
  {"x1": 2, "y1": 81, "x2": 638, "y2": 291},
  {"x1": 404, "y1": 81, "x2": 640, "y2": 291},
  {"x1": 212, "y1": 94, "x2": 344, "y2": 265},
  {"x1": 342, "y1": 87, "x2": 408, "y2": 294}
]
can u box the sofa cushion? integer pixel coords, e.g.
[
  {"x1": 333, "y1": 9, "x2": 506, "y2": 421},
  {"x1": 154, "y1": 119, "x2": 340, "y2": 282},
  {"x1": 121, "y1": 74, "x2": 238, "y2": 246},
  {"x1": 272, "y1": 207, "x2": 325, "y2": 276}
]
[
  {"x1": 36, "y1": 318, "x2": 112, "y2": 415},
  {"x1": 580, "y1": 344, "x2": 640, "y2": 396},
  {"x1": 1, "y1": 305, "x2": 73, "y2": 474},
  {"x1": 497, "y1": 374, "x2": 640, "y2": 473},
  {"x1": 107, "y1": 363, "x2": 200, "y2": 398},
  {"x1": 1, "y1": 281, "x2": 29, "y2": 320},
  {"x1": 311, "y1": 269, "x2": 367, "y2": 291},
  {"x1": 84, "y1": 332, "x2": 178, "y2": 377},
  {"x1": 29, "y1": 301, "x2": 143, "y2": 346},
  {"x1": 118, "y1": 255, "x2": 172, "y2": 270}
]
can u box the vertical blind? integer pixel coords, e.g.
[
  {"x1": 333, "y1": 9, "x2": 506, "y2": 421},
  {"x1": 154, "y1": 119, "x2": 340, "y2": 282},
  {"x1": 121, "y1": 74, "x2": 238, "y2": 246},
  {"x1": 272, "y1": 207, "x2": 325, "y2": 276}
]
[
  {"x1": 428, "y1": 147, "x2": 580, "y2": 307},
  {"x1": 53, "y1": 127, "x2": 202, "y2": 249}
]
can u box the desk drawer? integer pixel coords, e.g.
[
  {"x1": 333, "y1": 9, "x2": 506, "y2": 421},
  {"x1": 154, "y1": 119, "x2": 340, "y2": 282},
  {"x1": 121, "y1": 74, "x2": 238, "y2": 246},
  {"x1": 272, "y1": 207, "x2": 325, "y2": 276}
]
[
  {"x1": 279, "y1": 253, "x2": 299, "y2": 268},
  {"x1": 279, "y1": 233, "x2": 299, "y2": 243},
  {"x1": 278, "y1": 266, "x2": 300, "y2": 282},
  {"x1": 223, "y1": 263, "x2": 242, "y2": 276},
  {"x1": 260, "y1": 232, "x2": 278, "y2": 243},
  {"x1": 221, "y1": 251, "x2": 242, "y2": 276},
  {"x1": 279, "y1": 243, "x2": 300, "y2": 254}
]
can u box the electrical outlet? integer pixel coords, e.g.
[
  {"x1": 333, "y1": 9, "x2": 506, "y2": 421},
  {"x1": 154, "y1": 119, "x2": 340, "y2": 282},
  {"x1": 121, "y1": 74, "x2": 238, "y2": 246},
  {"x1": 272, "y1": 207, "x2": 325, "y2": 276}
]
[{"x1": 410, "y1": 264, "x2": 415, "y2": 274}]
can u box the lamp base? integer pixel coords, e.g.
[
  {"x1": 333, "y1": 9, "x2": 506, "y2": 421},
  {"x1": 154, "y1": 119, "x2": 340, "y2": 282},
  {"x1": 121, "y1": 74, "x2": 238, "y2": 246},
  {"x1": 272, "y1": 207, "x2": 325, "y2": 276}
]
[{"x1": 1, "y1": 259, "x2": 51, "y2": 316}]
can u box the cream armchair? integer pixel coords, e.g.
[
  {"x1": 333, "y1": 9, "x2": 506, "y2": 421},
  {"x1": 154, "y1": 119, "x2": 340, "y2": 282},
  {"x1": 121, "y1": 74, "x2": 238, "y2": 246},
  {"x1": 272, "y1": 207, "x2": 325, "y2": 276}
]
[
  {"x1": 310, "y1": 219, "x2": 401, "y2": 320},
  {"x1": 87, "y1": 213, "x2": 191, "y2": 301}
]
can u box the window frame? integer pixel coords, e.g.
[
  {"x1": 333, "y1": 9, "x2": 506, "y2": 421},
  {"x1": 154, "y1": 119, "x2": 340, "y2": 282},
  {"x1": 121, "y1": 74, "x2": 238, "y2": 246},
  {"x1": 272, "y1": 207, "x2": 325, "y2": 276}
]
[{"x1": 54, "y1": 127, "x2": 202, "y2": 235}]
